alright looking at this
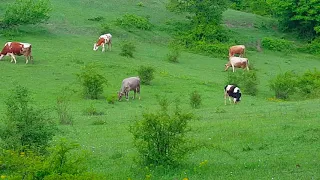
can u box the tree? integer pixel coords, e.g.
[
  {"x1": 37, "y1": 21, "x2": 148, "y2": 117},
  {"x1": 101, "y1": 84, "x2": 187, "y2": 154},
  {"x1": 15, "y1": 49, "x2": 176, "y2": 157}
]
[
  {"x1": 2, "y1": 0, "x2": 51, "y2": 28},
  {"x1": 268, "y1": 0, "x2": 320, "y2": 39}
]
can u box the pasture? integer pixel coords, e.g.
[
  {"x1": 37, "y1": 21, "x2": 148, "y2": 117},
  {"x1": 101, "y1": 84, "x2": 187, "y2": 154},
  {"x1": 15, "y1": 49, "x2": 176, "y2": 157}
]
[{"x1": 0, "y1": 0, "x2": 320, "y2": 179}]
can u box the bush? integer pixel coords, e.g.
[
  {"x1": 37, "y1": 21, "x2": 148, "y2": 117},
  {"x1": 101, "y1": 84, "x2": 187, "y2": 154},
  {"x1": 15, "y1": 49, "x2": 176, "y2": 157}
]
[
  {"x1": 226, "y1": 70, "x2": 259, "y2": 96},
  {"x1": 130, "y1": 98, "x2": 193, "y2": 166},
  {"x1": 190, "y1": 91, "x2": 202, "y2": 109},
  {"x1": 296, "y1": 69, "x2": 320, "y2": 98},
  {"x1": 77, "y1": 63, "x2": 107, "y2": 99},
  {"x1": 0, "y1": 85, "x2": 57, "y2": 153},
  {"x1": 83, "y1": 104, "x2": 104, "y2": 116},
  {"x1": 100, "y1": 22, "x2": 110, "y2": 34},
  {"x1": 2, "y1": 0, "x2": 51, "y2": 28},
  {"x1": 262, "y1": 37, "x2": 295, "y2": 53},
  {"x1": 298, "y1": 37, "x2": 320, "y2": 55},
  {"x1": 138, "y1": 65, "x2": 155, "y2": 85},
  {"x1": 116, "y1": 14, "x2": 152, "y2": 30},
  {"x1": 166, "y1": 48, "x2": 180, "y2": 63},
  {"x1": 106, "y1": 94, "x2": 118, "y2": 104},
  {"x1": 119, "y1": 42, "x2": 136, "y2": 58},
  {"x1": 269, "y1": 71, "x2": 298, "y2": 99}
]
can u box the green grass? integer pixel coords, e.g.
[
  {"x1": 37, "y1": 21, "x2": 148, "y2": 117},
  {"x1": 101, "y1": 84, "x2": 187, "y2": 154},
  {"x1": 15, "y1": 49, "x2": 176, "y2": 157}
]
[{"x1": 1, "y1": 0, "x2": 320, "y2": 179}]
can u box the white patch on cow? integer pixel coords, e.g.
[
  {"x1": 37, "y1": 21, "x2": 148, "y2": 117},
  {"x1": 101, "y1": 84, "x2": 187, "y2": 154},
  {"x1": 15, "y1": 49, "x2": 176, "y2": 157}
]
[
  {"x1": 93, "y1": 43, "x2": 98, "y2": 51},
  {"x1": 20, "y1": 43, "x2": 31, "y2": 48},
  {"x1": 100, "y1": 33, "x2": 112, "y2": 39},
  {"x1": 0, "y1": 54, "x2": 4, "y2": 60},
  {"x1": 233, "y1": 87, "x2": 241, "y2": 93},
  {"x1": 6, "y1": 42, "x2": 12, "y2": 47}
]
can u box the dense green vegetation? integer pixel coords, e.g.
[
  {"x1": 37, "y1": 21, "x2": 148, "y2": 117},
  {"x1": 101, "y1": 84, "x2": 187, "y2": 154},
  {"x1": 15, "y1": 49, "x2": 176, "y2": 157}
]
[{"x1": 0, "y1": 0, "x2": 320, "y2": 179}]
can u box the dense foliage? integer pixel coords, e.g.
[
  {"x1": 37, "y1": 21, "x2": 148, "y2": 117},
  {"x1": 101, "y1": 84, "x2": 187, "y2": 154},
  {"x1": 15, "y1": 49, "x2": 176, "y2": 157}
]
[
  {"x1": 226, "y1": 70, "x2": 259, "y2": 96},
  {"x1": 130, "y1": 98, "x2": 193, "y2": 166},
  {"x1": 137, "y1": 65, "x2": 155, "y2": 85},
  {"x1": 1, "y1": 0, "x2": 51, "y2": 28},
  {"x1": 0, "y1": 86, "x2": 56, "y2": 153}
]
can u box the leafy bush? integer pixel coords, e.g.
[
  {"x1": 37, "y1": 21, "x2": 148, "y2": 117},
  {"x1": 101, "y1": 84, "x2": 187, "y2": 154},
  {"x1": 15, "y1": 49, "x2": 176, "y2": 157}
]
[
  {"x1": 138, "y1": 65, "x2": 155, "y2": 85},
  {"x1": 296, "y1": 69, "x2": 320, "y2": 98},
  {"x1": 77, "y1": 63, "x2": 107, "y2": 99},
  {"x1": 2, "y1": 0, "x2": 51, "y2": 28},
  {"x1": 0, "y1": 85, "x2": 57, "y2": 153},
  {"x1": 106, "y1": 94, "x2": 118, "y2": 104},
  {"x1": 190, "y1": 91, "x2": 202, "y2": 109},
  {"x1": 83, "y1": 104, "x2": 104, "y2": 116},
  {"x1": 116, "y1": 14, "x2": 152, "y2": 30},
  {"x1": 130, "y1": 98, "x2": 193, "y2": 166},
  {"x1": 298, "y1": 37, "x2": 320, "y2": 55},
  {"x1": 226, "y1": 70, "x2": 259, "y2": 96},
  {"x1": 166, "y1": 48, "x2": 180, "y2": 63},
  {"x1": 100, "y1": 22, "x2": 111, "y2": 34},
  {"x1": 119, "y1": 42, "x2": 136, "y2": 58},
  {"x1": 262, "y1": 37, "x2": 295, "y2": 53},
  {"x1": 269, "y1": 71, "x2": 298, "y2": 99}
]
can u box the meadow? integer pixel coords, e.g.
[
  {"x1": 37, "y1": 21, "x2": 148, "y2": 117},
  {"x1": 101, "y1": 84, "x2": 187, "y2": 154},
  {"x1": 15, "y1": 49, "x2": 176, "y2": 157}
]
[{"x1": 0, "y1": 0, "x2": 320, "y2": 179}]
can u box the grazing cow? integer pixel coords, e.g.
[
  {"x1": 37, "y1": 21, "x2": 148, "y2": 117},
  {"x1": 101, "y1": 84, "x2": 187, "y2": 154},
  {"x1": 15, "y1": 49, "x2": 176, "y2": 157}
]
[
  {"x1": 225, "y1": 56, "x2": 249, "y2": 72},
  {"x1": 118, "y1": 76, "x2": 141, "y2": 101},
  {"x1": 229, "y1": 45, "x2": 245, "y2": 57},
  {"x1": 0, "y1": 42, "x2": 33, "y2": 64},
  {"x1": 224, "y1": 85, "x2": 242, "y2": 105},
  {"x1": 93, "y1": 33, "x2": 112, "y2": 52}
]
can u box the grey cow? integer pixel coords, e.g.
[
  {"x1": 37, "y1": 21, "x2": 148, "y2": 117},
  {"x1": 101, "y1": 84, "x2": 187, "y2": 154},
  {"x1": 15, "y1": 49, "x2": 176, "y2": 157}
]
[{"x1": 118, "y1": 76, "x2": 141, "y2": 101}]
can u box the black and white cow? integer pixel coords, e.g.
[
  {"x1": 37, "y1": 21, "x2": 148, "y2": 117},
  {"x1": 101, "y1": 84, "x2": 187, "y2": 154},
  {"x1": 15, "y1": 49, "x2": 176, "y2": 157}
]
[{"x1": 224, "y1": 84, "x2": 241, "y2": 105}]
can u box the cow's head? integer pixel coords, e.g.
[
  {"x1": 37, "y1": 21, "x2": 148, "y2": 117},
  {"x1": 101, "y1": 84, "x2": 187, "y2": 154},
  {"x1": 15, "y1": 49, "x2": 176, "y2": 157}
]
[
  {"x1": 118, "y1": 91, "x2": 125, "y2": 101},
  {"x1": 93, "y1": 43, "x2": 99, "y2": 51},
  {"x1": 233, "y1": 93, "x2": 241, "y2": 104}
]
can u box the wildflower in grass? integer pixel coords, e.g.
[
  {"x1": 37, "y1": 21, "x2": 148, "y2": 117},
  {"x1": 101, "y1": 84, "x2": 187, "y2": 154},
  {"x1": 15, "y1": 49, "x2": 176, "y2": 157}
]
[
  {"x1": 20, "y1": 152, "x2": 25, "y2": 157},
  {"x1": 183, "y1": 177, "x2": 189, "y2": 180},
  {"x1": 146, "y1": 174, "x2": 151, "y2": 179},
  {"x1": 1, "y1": 175, "x2": 6, "y2": 179},
  {"x1": 199, "y1": 160, "x2": 208, "y2": 167}
]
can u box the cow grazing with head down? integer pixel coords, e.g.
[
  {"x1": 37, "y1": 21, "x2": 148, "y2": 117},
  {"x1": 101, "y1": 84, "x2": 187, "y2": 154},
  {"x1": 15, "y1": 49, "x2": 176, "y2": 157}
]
[
  {"x1": 118, "y1": 76, "x2": 141, "y2": 101},
  {"x1": 0, "y1": 42, "x2": 33, "y2": 64},
  {"x1": 224, "y1": 84, "x2": 242, "y2": 105},
  {"x1": 229, "y1": 45, "x2": 245, "y2": 57},
  {"x1": 225, "y1": 56, "x2": 249, "y2": 72},
  {"x1": 93, "y1": 33, "x2": 112, "y2": 52}
]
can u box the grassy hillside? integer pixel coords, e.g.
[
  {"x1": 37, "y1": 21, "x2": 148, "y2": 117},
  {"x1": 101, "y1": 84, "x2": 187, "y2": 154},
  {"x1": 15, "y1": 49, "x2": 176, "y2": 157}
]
[{"x1": 1, "y1": 0, "x2": 320, "y2": 179}]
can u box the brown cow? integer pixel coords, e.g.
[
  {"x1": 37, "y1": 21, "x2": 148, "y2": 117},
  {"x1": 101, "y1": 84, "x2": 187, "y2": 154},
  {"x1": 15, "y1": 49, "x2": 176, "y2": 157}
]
[
  {"x1": 93, "y1": 33, "x2": 112, "y2": 52},
  {"x1": 0, "y1": 42, "x2": 33, "y2": 64},
  {"x1": 229, "y1": 45, "x2": 245, "y2": 57}
]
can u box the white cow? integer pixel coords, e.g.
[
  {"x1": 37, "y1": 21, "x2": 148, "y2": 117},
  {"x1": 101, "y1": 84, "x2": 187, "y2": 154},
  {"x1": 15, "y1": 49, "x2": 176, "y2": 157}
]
[
  {"x1": 118, "y1": 77, "x2": 141, "y2": 101},
  {"x1": 225, "y1": 56, "x2": 249, "y2": 72}
]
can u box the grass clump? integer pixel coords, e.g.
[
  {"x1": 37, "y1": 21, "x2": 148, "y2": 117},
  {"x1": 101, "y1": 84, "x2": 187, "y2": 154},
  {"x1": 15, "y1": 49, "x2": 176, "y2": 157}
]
[
  {"x1": 269, "y1": 71, "x2": 298, "y2": 100},
  {"x1": 190, "y1": 90, "x2": 202, "y2": 109},
  {"x1": 116, "y1": 14, "x2": 152, "y2": 30},
  {"x1": 226, "y1": 70, "x2": 259, "y2": 96}
]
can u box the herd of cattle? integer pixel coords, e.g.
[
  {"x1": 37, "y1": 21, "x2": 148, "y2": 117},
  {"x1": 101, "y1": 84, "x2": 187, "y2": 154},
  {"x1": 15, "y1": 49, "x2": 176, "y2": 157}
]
[{"x1": 0, "y1": 34, "x2": 247, "y2": 104}]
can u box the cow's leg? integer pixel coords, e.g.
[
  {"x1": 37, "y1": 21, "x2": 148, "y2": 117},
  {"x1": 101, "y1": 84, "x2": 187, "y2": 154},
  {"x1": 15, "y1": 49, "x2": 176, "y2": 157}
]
[
  {"x1": 224, "y1": 92, "x2": 227, "y2": 105},
  {"x1": 126, "y1": 92, "x2": 129, "y2": 101},
  {"x1": 25, "y1": 56, "x2": 28, "y2": 64},
  {"x1": 232, "y1": 64, "x2": 235, "y2": 72},
  {"x1": 102, "y1": 44, "x2": 105, "y2": 52},
  {"x1": 9, "y1": 54, "x2": 17, "y2": 64},
  {"x1": 132, "y1": 90, "x2": 136, "y2": 99}
]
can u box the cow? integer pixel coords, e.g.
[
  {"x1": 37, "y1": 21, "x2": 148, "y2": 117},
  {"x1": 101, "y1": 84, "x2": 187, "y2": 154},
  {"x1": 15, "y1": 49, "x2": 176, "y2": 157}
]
[
  {"x1": 93, "y1": 33, "x2": 112, "y2": 52},
  {"x1": 224, "y1": 84, "x2": 242, "y2": 105},
  {"x1": 229, "y1": 45, "x2": 245, "y2": 57},
  {"x1": 0, "y1": 42, "x2": 33, "y2": 64},
  {"x1": 225, "y1": 56, "x2": 249, "y2": 72},
  {"x1": 118, "y1": 76, "x2": 141, "y2": 101}
]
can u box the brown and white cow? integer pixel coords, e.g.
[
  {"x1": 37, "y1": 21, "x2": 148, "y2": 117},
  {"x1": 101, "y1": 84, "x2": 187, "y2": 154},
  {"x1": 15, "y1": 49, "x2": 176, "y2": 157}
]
[
  {"x1": 118, "y1": 76, "x2": 141, "y2": 101},
  {"x1": 93, "y1": 33, "x2": 112, "y2": 52},
  {"x1": 225, "y1": 56, "x2": 249, "y2": 72},
  {"x1": 229, "y1": 45, "x2": 245, "y2": 57},
  {"x1": 0, "y1": 42, "x2": 33, "y2": 64}
]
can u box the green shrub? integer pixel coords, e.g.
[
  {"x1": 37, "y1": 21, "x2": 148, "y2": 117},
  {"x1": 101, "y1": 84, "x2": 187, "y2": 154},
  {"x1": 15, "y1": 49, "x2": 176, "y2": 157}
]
[
  {"x1": 298, "y1": 37, "x2": 320, "y2": 55},
  {"x1": 92, "y1": 119, "x2": 107, "y2": 125},
  {"x1": 138, "y1": 65, "x2": 155, "y2": 85},
  {"x1": 106, "y1": 94, "x2": 118, "y2": 104},
  {"x1": 2, "y1": 0, "x2": 51, "y2": 28},
  {"x1": 0, "y1": 85, "x2": 57, "y2": 153},
  {"x1": 77, "y1": 63, "x2": 107, "y2": 99},
  {"x1": 119, "y1": 42, "x2": 136, "y2": 58},
  {"x1": 226, "y1": 70, "x2": 259, "y2": 96},
  {"x1": 116, "y1": 14, "x2": 152, "y2": 30},
  {"x1": 269, "y1": 71, "x2": 298, "y2": 99},
  {"x1": 166, "y1": 48, "x2": 180, "y2": 63},
  {"x1": 88, "y1": 16, "x2": 105, "y2": 22},
  {"x1": 296, "y1": 69, "x2": 320, "y2": 97},
  {"x1": 262, "y1": 37, "x2": 295, "y2": 53},
  {"x1": 190, "y1": 90, "x2": 202, "y2": 109},
  {"x1": 130, "y1": 98, "x2": 193, "y2": 166}
]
